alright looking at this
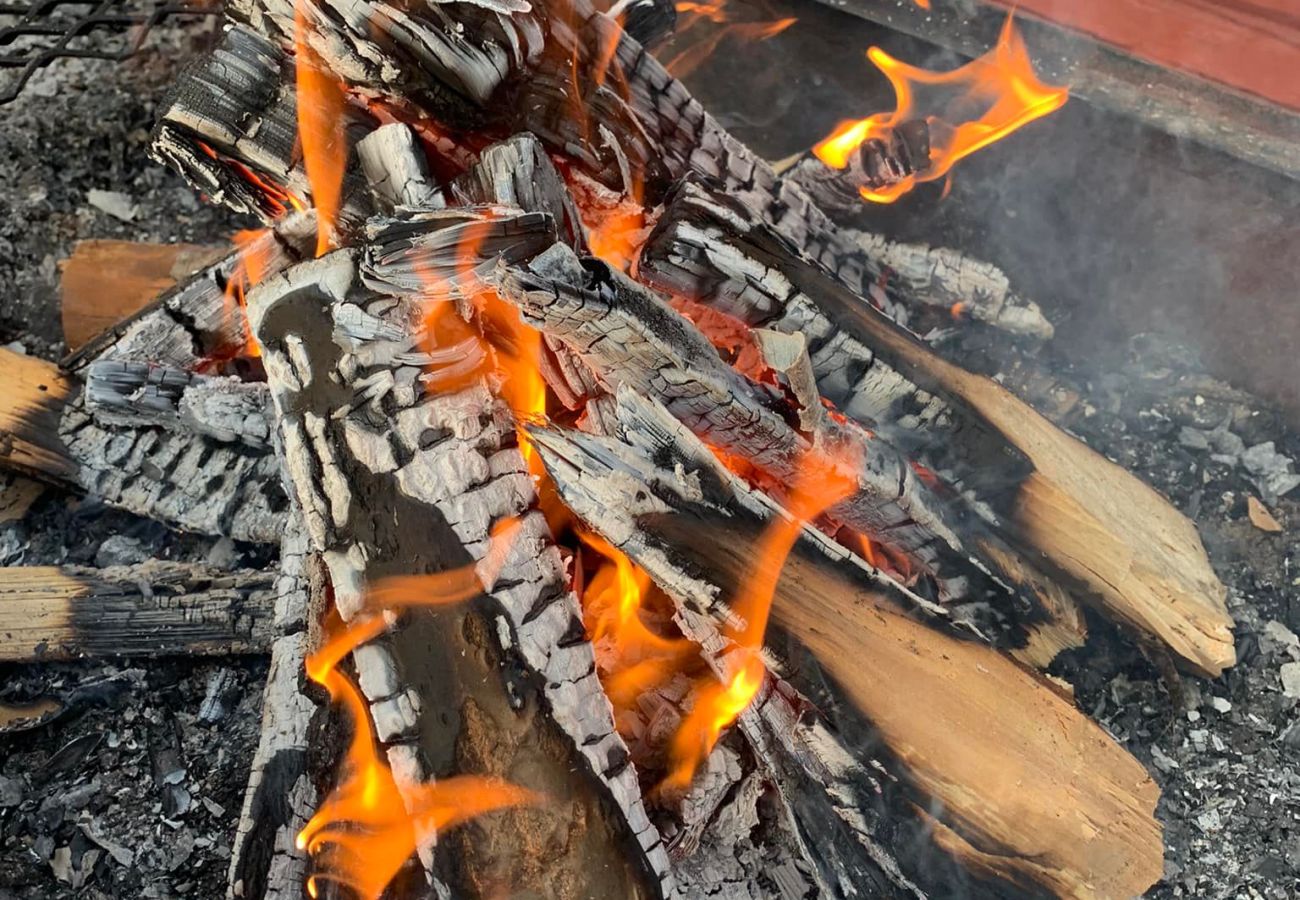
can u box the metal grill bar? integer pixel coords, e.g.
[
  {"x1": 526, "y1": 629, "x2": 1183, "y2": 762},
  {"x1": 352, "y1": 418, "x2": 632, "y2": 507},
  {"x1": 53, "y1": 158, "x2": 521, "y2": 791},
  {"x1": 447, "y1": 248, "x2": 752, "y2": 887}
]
[{"x1": 0, "y1": 0, "x2": 220, "y2": 104}]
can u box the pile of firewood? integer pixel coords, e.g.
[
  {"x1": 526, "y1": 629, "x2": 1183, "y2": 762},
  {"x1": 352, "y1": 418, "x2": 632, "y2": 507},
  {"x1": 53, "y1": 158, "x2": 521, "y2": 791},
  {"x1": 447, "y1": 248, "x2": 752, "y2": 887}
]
[{"x1": 0, "y1": 1, "x2": 1237, "y2": 898}]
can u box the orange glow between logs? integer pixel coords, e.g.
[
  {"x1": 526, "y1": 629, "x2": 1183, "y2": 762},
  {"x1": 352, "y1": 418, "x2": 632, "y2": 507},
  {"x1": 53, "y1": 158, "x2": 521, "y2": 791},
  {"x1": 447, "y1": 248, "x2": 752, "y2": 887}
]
[
  {"x1": 220, "y1": 228, "x2": 274, "y2": 358},
  {"x1": 813, "y1": 14, "x2": 1068, "y2": 202},
  {"x1": 294, "y1": 0, "x2": 348, "y2": 255}
]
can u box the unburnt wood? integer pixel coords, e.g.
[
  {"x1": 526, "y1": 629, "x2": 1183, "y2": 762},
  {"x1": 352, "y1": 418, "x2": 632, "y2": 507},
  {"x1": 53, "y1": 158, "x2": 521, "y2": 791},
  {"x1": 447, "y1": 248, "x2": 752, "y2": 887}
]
[{"x1": 0, "y1": 562, "x2": 275, "y2": 661}]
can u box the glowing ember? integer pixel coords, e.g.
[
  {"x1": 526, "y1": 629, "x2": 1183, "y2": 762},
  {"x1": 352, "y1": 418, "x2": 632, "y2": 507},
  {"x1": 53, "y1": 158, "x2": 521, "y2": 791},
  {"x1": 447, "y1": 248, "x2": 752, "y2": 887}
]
[
  {"x1": 813, "y1": 14, "x2": 1068, "y2": 203},
  {"x1": 663, "y1": 455, "x2": 857, "y2": 789},
  {"x1": 294, "y1": 0, "x2": 348, "y2": 255}
]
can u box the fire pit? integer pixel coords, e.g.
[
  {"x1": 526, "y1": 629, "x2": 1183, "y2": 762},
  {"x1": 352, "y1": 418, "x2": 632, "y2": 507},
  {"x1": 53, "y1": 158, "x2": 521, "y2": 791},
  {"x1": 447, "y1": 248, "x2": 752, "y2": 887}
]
[{"x1": 1, "y1": 2, "x2": 1297, "y2": 899}]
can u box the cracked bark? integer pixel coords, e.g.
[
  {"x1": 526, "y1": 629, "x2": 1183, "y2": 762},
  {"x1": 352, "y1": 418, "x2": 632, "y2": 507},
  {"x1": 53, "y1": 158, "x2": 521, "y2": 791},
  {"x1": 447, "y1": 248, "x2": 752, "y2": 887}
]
[{"x1": 245, "y1": 244, "x2": 670, "y2": 897}]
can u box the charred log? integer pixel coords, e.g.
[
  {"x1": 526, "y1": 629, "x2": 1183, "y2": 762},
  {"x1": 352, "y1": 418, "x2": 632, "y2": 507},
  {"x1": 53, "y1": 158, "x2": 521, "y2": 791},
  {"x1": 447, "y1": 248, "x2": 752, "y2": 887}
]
[
  {"x1": 245, "y1": 246, "x2": 671, "y2": 896},
  {"x1": 0, "y1": 562, "x2": 275, "y2": 661},
  {"x1": 0, "y1": 348, "x2": 286, "y2": 544}
]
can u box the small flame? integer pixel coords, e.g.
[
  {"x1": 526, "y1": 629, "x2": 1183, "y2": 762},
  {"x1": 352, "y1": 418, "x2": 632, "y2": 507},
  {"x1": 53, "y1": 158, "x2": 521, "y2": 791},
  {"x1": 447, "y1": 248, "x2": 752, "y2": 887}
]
[
  {"x1": 298, "y1": 544, "x2": 534, "y2": 899},
  {"x1": 667, "y1": 1, "x2": 795, "y2": 80},
  {"x1": 662, "y1": 453, "x2": 856, "y2": 788},
  {"x1": 294, "y1": 0, "x2": 348, "y2": 255},
  {"x1": 220, "y1": 228, "x2": 274, "y2": 357},
  {"x1": 813, "y1": 14, "x2": 1068, "y2": 202}
]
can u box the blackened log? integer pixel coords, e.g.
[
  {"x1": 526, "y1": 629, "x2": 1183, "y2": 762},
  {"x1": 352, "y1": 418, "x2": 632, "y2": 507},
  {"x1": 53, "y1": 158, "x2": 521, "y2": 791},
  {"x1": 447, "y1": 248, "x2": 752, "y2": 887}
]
[
  {"x1": 639, "y1": 178, "x2": 1232, "y2": 676},
  {"x1": 245, "y1": 248, "x2": 671, "y2": 897},
  {"x1": 85, "y1": 360, "x2": 271, "y2": 448},
  {"x1": 0, "y1": 349, "x2": 287, "y2": 544},
  {"x1": 150, "y1": 26, "x2": 374, "y2": 232},
  {"x1": 607, "y1": 0, "x2": 677, "y2": 48},
  {"x1": 528, "y1": 388, "x2": 1164, "y2": 900},
  {"x1": 789, "y1": 120, "x2": 931, "y2": 215},
  {"x1": 0, "y1": 562, "x2": 275, "y2": 661},
  {"x1": 228, "y1": 517, "x2": 321, "y2": 900}
]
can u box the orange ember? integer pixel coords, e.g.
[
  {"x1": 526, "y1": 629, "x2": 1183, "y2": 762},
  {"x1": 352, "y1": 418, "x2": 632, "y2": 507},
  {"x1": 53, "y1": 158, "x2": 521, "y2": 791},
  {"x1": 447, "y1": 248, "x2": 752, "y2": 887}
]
[
  {"x1": 663, "y1": 452, "x2": 857, "y2": 788},
  {"x1": 813, "y1": 14, "x2": 1068, "y2": 202},
  {"x1": 294, "y1": 0, "x2": 348, "y2": 255},
  {"x1": 298, "y1": 612, "x2": 536, "y2": 900}
]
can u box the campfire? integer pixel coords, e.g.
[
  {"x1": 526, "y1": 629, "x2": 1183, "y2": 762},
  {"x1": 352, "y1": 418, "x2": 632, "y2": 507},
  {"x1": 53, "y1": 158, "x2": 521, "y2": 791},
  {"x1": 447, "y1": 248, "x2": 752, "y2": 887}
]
[{"x1": 2, "y1": 0, "x2": 1262, "y2": 898}]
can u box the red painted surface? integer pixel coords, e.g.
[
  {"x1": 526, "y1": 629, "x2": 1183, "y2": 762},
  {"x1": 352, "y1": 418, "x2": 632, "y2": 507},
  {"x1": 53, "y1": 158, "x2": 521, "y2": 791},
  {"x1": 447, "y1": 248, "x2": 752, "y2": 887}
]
[{"x1": 991, "y1": 0, "x2": 1300, "y2": 112}]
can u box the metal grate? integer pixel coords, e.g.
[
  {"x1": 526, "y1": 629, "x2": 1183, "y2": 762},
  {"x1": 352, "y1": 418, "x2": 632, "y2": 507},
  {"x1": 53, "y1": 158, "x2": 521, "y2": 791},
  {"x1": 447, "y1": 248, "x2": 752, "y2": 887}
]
[{"x1": 0, "y1": 0, "x2": 220, "y2": 105}]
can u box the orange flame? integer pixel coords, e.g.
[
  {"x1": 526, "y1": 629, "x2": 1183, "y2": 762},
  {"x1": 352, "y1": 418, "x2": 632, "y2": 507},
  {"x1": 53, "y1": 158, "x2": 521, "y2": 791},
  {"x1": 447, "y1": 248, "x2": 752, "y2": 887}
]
[
  {"x1": 220, "y1": 228, "x2": 275, "y2": 357},
  {"x1": 662, "y1": 452, "x2": 856, "y2": 789},
  {"x1": 666, "y1": 1, "x2": 795, "y2": 80},
  {"x1": 813, "y1": 14, "x2": 1068, "y2": 203},
  {"x1": 298, "y1": 542, "x2": 534, "y2": 899},
  {"x1": 294, "y1": 0, "x2": 348, "y2": 255}
]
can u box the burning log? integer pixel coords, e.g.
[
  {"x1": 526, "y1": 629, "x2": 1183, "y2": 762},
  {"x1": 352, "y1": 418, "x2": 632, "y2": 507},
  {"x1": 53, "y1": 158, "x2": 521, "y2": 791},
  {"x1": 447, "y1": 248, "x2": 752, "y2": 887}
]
[
  {"x1": 782, "y1": 120, "x2": 932, "y2": 216},
  {"x1": 528, "y1": 388, "x2": 1164, "y2": 900},
  {"x1": 493, "y1": 243, "x2": 1084, "y2": 656},
  {"x1": 244, "y1": 241, "x2": 671, "y2": 894},
  {"x1": 0, "y1": 348, "x2": 287, "y2": 543},
  {"x1": 0, "y1": 562, "x2": 275, "y2": 661},
  {"x1": 639, "y1": 178, "x2": 1233, "y2": 675}
]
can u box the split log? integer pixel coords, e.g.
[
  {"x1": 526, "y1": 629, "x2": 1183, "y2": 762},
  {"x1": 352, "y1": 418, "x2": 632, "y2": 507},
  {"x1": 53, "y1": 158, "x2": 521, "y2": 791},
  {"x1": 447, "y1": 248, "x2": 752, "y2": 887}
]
[
  {"x1": 0, "y1": 348, "x2": 287, "y2": 544},
  {"x1": 228, "y1": 517, "x2": 321, "y2": 900},
  {"x1": 493, "y1": 242, "x2": 1080, "y2": 652},
  {"x1": 245, "y1": 246, "x2": 671, "y2": 896},
  {"x1": 0, "y1": 562, "x2": 275, "y2": 661},
  {"x1": 60, "y1": 240, "x2": 227, "y2": 352},
  {"x1": 528, "y1": 388, "x2": 1165, "y2": 900},
  {"x1": 63, "y1": 216, "x2": 313, "y2": 375},
  {"x1": 639, "y1": 178, "x2": 1233, "y2": 675}
]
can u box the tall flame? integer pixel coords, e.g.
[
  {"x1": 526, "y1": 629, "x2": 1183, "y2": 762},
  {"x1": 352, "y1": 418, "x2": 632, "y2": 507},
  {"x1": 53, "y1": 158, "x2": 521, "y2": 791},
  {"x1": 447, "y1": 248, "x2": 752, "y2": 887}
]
[
  {"x1": 294, "y1": 0, "x2": 348, "y2": 255},
  {"x1": 298, "y1": 536, "x2": 535, "y2": 899},
  {"x1": 813, "y1": 14, "x2": 1068, "y2": 203},
  {"x1": 662, "y1": 453, "x2": 857, "y2": 789}
]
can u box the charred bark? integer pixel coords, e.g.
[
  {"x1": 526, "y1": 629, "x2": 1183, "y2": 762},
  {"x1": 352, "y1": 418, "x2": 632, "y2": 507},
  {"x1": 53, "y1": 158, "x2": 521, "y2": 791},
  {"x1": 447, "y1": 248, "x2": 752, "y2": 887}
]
[{"x1": 245, "y1": 243, "x2": 671, "y2": 896}]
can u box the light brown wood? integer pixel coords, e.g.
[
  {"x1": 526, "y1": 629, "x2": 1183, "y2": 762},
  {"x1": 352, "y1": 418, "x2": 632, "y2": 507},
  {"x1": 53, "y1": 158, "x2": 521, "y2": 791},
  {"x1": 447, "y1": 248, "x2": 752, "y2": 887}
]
[
  {"x1": 60, "y1": 240, "x2": 226, "y2": 351},
  {"x1": 0, "y1": 349, "x2": 77, "y2": 482},
  {"x1": 850, "y1": 310, "x2": 1235, "y2": 676}
]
